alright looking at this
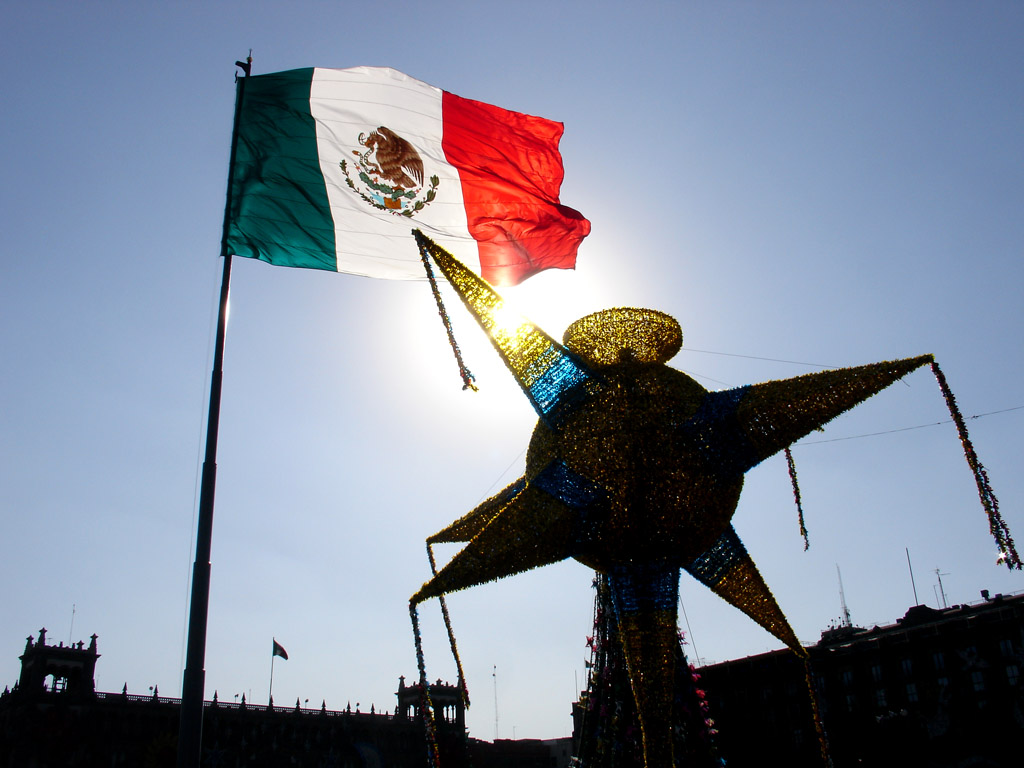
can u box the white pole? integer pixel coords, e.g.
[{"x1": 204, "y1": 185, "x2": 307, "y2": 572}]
[
  {"x1": 493, "y1": 665, "x2": 499, "y2": 740},
  {"x1": 269, "y1": 653, "x2": 275, "y2": 705}
]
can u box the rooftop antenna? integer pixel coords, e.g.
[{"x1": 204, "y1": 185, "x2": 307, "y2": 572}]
[
  {"x1": 935, "y1": 568, "x2": 950, "y2": 608},
  {"x1": 492, "y1": 665, "x2": 499, "y2": 740},
  {"x1": 906, "y1": 548, "x2": 920, "y2": 606},
  {"x1": 836, "y1": 565, "x2": 852, "y2": 628},
  {"x1": 68, "y1": 603, "x2": 76, "y2": 645}
]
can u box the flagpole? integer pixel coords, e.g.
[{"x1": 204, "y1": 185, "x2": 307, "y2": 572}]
[
  {"x1": 269, "y1": 650, "x2": 276, "y2": 705},
  {"x1": 176, "y1": 54, "x2": 250, "y2": 768}
]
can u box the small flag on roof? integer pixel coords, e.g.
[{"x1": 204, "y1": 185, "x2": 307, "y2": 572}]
[{"x1": 272, "y1": 639, "x2": 288, "y2": 660}]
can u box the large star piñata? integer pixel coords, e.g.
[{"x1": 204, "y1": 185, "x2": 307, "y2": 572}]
[{"x1": 409, "y1": 236, "x2": 975, "y2": 766}]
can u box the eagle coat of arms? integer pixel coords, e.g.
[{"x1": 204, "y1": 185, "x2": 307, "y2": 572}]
[{"x1": 340, "y1": 126, "x2": 439, "y2": 217}]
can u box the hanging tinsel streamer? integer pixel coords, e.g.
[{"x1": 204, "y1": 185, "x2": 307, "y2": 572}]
[
  {"x1": 785, "y1": 447, "x2": 810, "y2": 550},
  {"x1": 803, "y1": 658, "x2": 834, "y2": 768},
  {"x1": 409, "y1": 602, "x2": 441, "y2": 768},
  {"x1": 931, "y1": 362, "x2": 1021, "y2": 569},
  {"x1": 428, "y1": 543, "x2": 471, "y2": 707},
  {"x1": 415, "y1": 230, "x2": 478, "y2": 391}
]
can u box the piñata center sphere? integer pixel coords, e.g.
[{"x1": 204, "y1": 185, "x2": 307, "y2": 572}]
[{"x1": 525, "y1": 362, "x2": 744, "y2": 573}]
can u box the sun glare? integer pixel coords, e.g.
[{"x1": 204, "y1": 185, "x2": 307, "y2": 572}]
[{"x1": 490, "y1": 301, "x2": 528, "y2": 339}]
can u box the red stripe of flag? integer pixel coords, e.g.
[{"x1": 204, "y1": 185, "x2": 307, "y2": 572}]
[{"x1": 441, "y1": 91, "x2": 591, "y2": 286}]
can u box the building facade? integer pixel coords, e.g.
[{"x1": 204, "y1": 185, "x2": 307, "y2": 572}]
[
  {"x1": 697, "y1": 592, "x2": 1024, "y2": 767},
  {"x1": 1, "y1": 630, "x2": 469, "y2": 767},
  {"x1": 1, "y1": 630, "x2": 574, "y2": 768}
]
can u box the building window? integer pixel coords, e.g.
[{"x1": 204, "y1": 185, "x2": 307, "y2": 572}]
[
  {"x1": 972, "y1": 671, "x2": 985, "y2": 692},
  {"x1": 871, "y1": 664, "x2": 882, "y2": 683},
  {"x1": 1007, "y1": 665, "x2": 1020, "y2": 687},
  {"x1": 933, "y1": 651, "x2": 945, "y2": 672},
  {"x1": 906, "y1": 683, "x2": 918, "y2": 703},
  {"x1": 846, "y1": 694, "x2": 857, "y2": 712},
  {"x1": 842, "y1": 670, "x2": 853, "y2": 687},
  {"x1": 1000, "y1": 638, "x2": 1015, "y2": 657},
  {"x1": 901, "y1": 658, "x2": 913, "y2": 677},
  {"x1": 876, "y1": 689, "x2": 887, "y2": 707},
  {"x1": 938, "y1": 676, "x2": 949, "y2": 689},
  {"x1": 43, "y1": 674, "x2": 67, "y2": 693}
]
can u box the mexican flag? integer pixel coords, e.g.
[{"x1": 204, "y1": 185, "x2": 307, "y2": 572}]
[{"x1": 223, "y1": 67, "x2": 591, "y2": 286}]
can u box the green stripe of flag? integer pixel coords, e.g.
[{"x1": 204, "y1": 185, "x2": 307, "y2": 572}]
[{"x1": 224, "y1": 68, "x2": 337, "y2": 271}]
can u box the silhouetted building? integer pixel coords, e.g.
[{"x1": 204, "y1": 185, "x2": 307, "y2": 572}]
[
  {"x1": 15, "y1": 629, "x2": 98, "y2": 700},
  {"x1": 469, "y1": 736, "x2": 574, "y2": 768},
  {"x1": 0, "y1": 629, "x2": 470, "y2": 767},
  {"x1": 697, "y1": 591, "x2": 1024, "y2": 767},
  {"x1": 397, "y1": 673, "x2": 466, "y2": 734}
]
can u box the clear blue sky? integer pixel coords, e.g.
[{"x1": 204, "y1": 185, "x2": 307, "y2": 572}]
[{"x1": 2, "y1": 1, "x2": 1022, "y2": 742}]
